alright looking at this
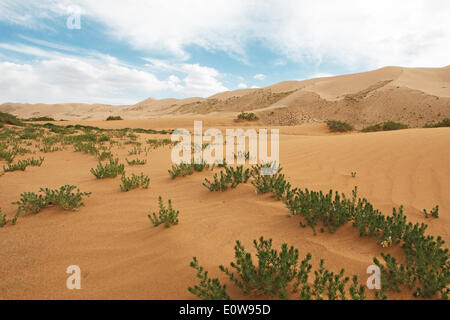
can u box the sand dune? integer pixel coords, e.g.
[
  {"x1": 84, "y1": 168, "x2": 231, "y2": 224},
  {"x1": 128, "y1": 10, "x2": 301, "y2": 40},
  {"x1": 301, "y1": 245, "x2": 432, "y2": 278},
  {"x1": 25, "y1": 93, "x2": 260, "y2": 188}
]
[
  {"x1": 0, "y1": 119, "x2": 448, "y2": 299},
  {"x1": 1, "y1": 66, "x2": 449, "y2": 127}
]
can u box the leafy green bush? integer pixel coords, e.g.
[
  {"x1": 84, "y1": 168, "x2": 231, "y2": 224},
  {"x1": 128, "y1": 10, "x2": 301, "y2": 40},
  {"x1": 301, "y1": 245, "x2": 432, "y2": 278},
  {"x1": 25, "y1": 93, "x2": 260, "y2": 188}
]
[
  {"x1": 188, "y1": 257, "x2": 230, "y2": 300},
  {"x1": 203, "y1": 166, "x2": 252, "y2": 191},
  {"x1": 326, "y1": 120, "x2": 354, "y2": 132},
  {"x1": 362, "y1": 121, "x2": 408, "y2": 132},
  {"x1": 120, "y1": 172, "x2": 150, "y2": 191},
  {"x1": 90, "y1": 158, "x2": 125, "y2": 178},
  {"x1": 148, "y1": 196, "x2": 179, "y2": 228},
  {"x1": 3, "y1": 157, "x2": 44, "y2": 172},
  {"x1": 106, "y1": 115, "x2": 123, "y2": 121},
  {"x1": 236, "y1": 112, "x2": 259, "y2": 121},
  {"x1": 11, "y1": 185, "x2": 91, "y2": 224}
]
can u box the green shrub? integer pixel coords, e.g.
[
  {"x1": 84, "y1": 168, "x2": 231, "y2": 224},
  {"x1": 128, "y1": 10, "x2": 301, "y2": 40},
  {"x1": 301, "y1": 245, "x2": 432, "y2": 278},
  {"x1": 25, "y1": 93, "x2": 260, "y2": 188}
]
[
  {"x1": 188, "y1": 257, "x2": 230, "y2": 300},
  {"x1": 191, "y1": 236, "x2": 364, "y2": 300},
  {"x1": 236, "y1": 112, "x2": 259, "y2": 121},
  {"x1": 73, "y1": 141, "x2": 98, "y2": 155},
  {"x1": 106, "y1": 115, "x2": 123, "y2": 121},
  {"x1": 126, "y1": 158, "x2": 147, "y2": 166},
  {"x1": 97, "y1": 151, "x2": 113, "y2": 161},
  {"x1": 90, "y1": 158, "x2": 125, "y2": 178},
  {"x1": 362, "y1": 121, "x2": 408, "y2": 132},
  {"x1": 168, "y1": 162, "x2": 210, "y2": 179},
  {"x1": 0, "y1": 208, "x2": 6, "y2": 227},
  {"x1": 424, "y1": 118, "x2": 450, "y2": 128},
  {"x1": 203, "y1": 166, "x2": 252, "y2": 191},
  {"x1": 11, "y1": 185, "x2": 91, "y2": 224},
  {"x1": 147, "y1": 138, "x2": 173, "y2": 149},
  {"x1": 148, "y1": 196, "x2": 179, "y2": 228},
  {"x1": 326, "y1": 120, "x2": 354, "y2": 132},
  {"x1": 120, "y1": 172, "x2": 150, "y2": 191},
  {"x1": 3, "y1": 157, "x2": 44, "y2": 172},
  {"x1": 0, "y1": 112, "x2": 24, "y2": 126},
  {"x1": 423, "y1": 205, "x2": 439, "y2": 218},
  {"x1": 24, "y1": 116, "x2": 55, "y2": 122}
]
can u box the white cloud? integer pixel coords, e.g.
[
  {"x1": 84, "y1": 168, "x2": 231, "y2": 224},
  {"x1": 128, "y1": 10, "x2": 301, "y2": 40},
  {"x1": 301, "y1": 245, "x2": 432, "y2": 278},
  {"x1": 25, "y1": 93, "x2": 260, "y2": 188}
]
[
  {"x1": 0, "y1": 44, "x2": 228, "y2": 104},
  {"x1": 237, "y1": 83, "x2": 248, "y2": 89},
  {"x1": 2, "y1": 0, "x2": 444, "y2": 69},
  {"x1": 253, "y1": 74, "x2": 266, "y2": 80}
]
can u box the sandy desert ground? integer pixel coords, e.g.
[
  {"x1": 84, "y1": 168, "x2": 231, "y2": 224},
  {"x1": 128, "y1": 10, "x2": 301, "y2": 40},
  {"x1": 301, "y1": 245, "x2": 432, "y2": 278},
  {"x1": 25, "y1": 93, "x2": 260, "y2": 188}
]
[
  {"x1": 0, "y1": 118, "x2": 448, "y2": 300},
  {"x1": 0, "y1": 66, "x2": 449, "y2": 300}
]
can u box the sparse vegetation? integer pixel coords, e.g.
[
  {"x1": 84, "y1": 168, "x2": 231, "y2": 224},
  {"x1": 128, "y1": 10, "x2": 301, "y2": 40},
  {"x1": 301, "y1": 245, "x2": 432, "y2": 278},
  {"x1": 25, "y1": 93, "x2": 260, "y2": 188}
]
[
  {"x1": 326, "y1": 120, "x2": 354, "y2": 132},
  {"x1": 424, "y1": 118, "x2": 450, "y2": 128},
  {"x1": 24, "y1": 116, "x2": 56, "y2": 122},
  {"x1": 3, "y1": 157, "x2": 44, "y2": 172},
  {"x1": 148, "y1": 196, "x2": 179, "y2": 228},
  {"x1": 0, "y1": 112, "x2": 24, "y2": 126},
  {"x1": 362, "y1": 121, "x2": 408, "y2": 132}
]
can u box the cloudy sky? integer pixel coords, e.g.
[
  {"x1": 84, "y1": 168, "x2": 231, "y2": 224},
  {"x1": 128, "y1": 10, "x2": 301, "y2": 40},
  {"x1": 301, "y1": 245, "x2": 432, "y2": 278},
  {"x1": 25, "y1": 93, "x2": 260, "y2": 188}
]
[{"x1": 0, "y1": 0, "x2": 449, "y2": 104}]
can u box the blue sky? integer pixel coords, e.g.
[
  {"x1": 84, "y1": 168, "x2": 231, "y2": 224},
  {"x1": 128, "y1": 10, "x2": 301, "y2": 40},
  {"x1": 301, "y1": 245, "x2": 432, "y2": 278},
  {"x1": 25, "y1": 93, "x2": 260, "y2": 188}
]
[{"x1": 0, "y1": 0, "x2": 449, "y2": 105}]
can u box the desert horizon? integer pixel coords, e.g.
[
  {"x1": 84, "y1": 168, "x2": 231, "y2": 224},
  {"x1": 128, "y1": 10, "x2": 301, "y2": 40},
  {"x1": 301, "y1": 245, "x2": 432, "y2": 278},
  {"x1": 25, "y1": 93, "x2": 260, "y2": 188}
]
[{"x1": 1, "y1": 0, "x2": 449, "y2": 311}]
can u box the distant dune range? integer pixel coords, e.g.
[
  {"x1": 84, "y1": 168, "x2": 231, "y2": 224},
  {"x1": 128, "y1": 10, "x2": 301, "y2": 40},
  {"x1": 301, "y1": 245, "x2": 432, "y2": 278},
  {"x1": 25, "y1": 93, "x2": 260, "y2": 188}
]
[{"x1": 1, "y1": 66, "x2": 449, "y2": 128}]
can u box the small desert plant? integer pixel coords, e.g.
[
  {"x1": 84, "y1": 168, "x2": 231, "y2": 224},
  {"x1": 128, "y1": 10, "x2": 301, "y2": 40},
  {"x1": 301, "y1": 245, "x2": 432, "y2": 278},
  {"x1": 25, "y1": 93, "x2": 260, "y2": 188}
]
[
  {"x1": 126, "y1": 158, "x2": 147, "y2": 166},
  {"x1": 219, "y1": 237, "x2": 300, "y2": 299},
  {"x1": 326, "y1": 120, "x2": 354, "y2": 132},
  {"x1": 0, "y1": 208, "x2": 6, "y2": 227},
  {"x1": 168, "y1": 162, "x2": 211, "y2": 179},
  {"x1": 147, "y1": 138, "x2": 173, "y2": 149},
  {"x1": 203, "y1": 166, "x2": 251, "y2": 191},
  {"x1": 423, "y1": 205, "x2": 439, "y2": 218},
  {"x1": 106, "y1": 115, "x2": 123, "y2": 121},
  {"x1": 97, "y1": 151, "x2": 113, "y2": 161},
  {"x1": 188, "y1": 257, "x2": 230, "y2": 300},
  {"x1": 73, "y1": 141, "x2": 98, "y2": 155},
  {"x1": 120, "y1": 172, "x2": 150, "y2": 191},
  {"x1": 11, "y1": 185, "x2": 91, "y2": 224},
  {"x1": 148, "y1": 196, "x2": 179, "y2": 228},
  {"x1": 351, "y1": 172, "x2": 357, "y2": 178},
  {"x1": 3, "y1": 157, "x2": 44, "y2": 172},
  {"x1": 236, "y1": 112, "x2": 259, "y2": 121},
  {"x1": 90, "y1": 158, "x2": 125, "y2": 178}
]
